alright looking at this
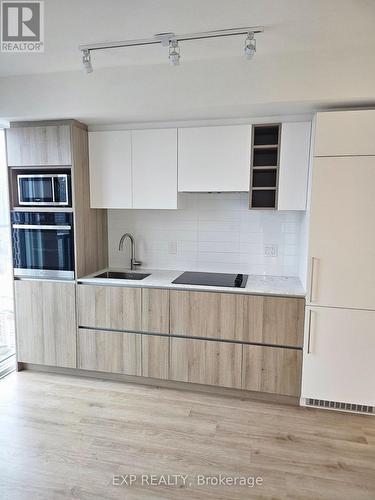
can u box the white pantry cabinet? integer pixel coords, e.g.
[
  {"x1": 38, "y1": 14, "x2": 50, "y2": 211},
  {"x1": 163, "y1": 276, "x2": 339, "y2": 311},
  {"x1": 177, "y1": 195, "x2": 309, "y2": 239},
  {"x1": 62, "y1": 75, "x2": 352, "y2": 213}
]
[
  {"x1": 315, "y1": 110, "x2": 375, "y2": 157},
  {"x1": 302, "y1": 306, "x2": 375, "y2": 406},
  {"x1": 88, "y1": 129, "x2": 178, "y2": 209},
  {"x1": 278, "y1": 122, "x2": 311, "y2": 210},
  {"x1": 88, "y1": 130, "x2": 132, "y2": 208},
  {"x1": 132, "y1": 129, "x2": 177, "y2": 209},
  {"x1": 178, "y1": 125, "x2": 251, "y2": 192},
  {"x1": 307, "y1": 156, "x2": 375, "y2": 310}
]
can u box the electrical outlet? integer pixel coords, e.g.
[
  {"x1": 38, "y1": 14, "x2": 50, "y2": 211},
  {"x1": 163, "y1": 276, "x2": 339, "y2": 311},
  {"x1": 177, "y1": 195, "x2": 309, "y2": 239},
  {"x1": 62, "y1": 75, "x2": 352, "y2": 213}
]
[
  {"x1": 168, "y1": 241, "x2": 177, "y2": 255},
  {"x1": 264, "y1": 244, "x2": 278, "y2": 257}
]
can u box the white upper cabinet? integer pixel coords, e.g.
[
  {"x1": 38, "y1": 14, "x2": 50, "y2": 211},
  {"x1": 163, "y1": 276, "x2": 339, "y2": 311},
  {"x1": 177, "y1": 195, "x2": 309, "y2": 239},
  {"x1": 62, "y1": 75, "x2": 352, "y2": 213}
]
[
  {"x1": 88, "y1": 130, "x2": 132, "y2": 208},
  {"x1": 132, "y1": 129, "x2": 177, "y2": 209},
  {"x1": 88, "y1": 129, "x2": 178, "y2": 209},
  {"x1": 278, "y1": 122, "x2": 311, "y2": 210},
  {"x1": 315, "y1": 110, "x2": 375, "y2": 157},
  {"x1": 178, "y1": 125, "x2": 251, "y2": 192},
  {"x1": 308, "y1": 156, "x2": 375, "y2": 310}
]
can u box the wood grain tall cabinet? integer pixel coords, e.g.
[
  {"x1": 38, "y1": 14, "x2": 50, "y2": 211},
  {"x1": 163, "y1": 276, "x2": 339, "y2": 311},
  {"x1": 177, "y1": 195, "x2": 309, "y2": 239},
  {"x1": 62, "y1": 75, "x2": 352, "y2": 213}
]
[{"x1": 6, "y1": 120, "x2": 108, "y2": 369}]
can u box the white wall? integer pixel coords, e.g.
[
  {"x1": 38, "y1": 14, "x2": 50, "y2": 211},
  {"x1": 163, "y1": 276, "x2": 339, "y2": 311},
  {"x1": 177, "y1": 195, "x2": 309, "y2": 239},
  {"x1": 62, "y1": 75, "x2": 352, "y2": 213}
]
[
  {"x1": 1, "y1": 48, "x2": 374, "y2": 125},
  {"x1": 109, "y1": 193, "x2": 305, "y2": 277}
]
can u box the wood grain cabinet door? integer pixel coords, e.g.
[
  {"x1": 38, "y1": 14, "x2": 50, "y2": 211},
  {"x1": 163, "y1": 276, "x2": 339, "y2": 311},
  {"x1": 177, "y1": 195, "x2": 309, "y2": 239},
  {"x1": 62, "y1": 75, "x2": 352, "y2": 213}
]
[
  {"x1": 141, "y1": 288, "x2": 170, "y2": 334},
  {"x1": 142, "y1": 335, "x2": 169, "y2": 380},
  {"x1": 170, "y1": 290, "x2": 304, "y2": 347},
  {"x1": 170, "y1": 338, "x2": 242, "y2": 389},
  {"x1": 77, "y1": 285, "x2": 141, "y2": 331},
  {"x1": 261, "y1": 297, "x2": 304, "y2": 347},
  {"x1": 15, "y1": 280, "x2": 76, "y2": 367},
  {"x1": 6, "y1": 125, "x2": 71, "y2": 166},
  {"x1": 78, "y1": 329, "x2": 141, "y2": 375},
  {"x1": 170, "y1": 290, "x2": 261, "y2": 341},
  {"x1": 242, "y1": 345, "x2": 302, "y2": 396}
]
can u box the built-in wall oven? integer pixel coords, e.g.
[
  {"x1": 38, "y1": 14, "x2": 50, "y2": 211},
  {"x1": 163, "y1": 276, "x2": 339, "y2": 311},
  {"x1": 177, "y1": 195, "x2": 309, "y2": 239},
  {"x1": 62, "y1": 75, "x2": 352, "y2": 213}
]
[{"x1": 12, "y1": 212, "x2": 74, "y2": 279}]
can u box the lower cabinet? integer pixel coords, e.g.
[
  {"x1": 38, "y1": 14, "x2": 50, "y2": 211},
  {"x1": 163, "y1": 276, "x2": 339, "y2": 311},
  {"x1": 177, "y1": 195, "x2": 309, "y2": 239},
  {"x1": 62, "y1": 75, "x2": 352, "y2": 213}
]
[
  {"x1": 170, "y1": 290, "x2": 304, "y2": 347},
  {"x1": 77, "y1": 284, "x2": 141, "y2": 331},
  {"x1": 78, "y1": 328, "x2": 142, "y2": 375},
  {"x1": 15, "y1": 279, "x2": 76, "y2": 368},
  {"x1": 74, "y1": 285, "x2": 303, "y2": 397},
  {"x1": 170, "y1": 337, "x2": 242, "y2": 389},
  {"x1": 141, "y1": 288, "x2": 170, "y2": 334},
  {"x1": 78, "y1": 329, "x2": 169, "y2": 380},
  {"x1": 242, "y1": 344, "x2": 302, "y2": 396},
  {"x1": 142, "y1": 334, "x2": 169, "y2": 379}
]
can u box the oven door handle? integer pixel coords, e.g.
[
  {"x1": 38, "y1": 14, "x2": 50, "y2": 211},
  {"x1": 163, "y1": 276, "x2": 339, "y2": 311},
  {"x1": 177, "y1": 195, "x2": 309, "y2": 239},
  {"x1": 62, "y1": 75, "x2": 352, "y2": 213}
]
[{"x1": 12, "y1": 224, "x2": 72, "y2": 230}]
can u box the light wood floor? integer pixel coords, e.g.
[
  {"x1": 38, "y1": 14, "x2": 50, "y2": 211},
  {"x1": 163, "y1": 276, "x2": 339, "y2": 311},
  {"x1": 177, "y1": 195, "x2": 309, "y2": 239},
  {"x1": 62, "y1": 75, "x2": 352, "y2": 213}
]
[{"x1": 0, "y1": 371, "x2": 375, "y2": 499}]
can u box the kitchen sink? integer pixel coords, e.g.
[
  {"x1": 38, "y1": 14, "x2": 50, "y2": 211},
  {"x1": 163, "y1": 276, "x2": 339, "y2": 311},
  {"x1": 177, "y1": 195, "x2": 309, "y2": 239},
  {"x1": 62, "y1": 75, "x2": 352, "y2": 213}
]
[{"x1": 94, "y1": 271, "x2": 151, "y2": 280}]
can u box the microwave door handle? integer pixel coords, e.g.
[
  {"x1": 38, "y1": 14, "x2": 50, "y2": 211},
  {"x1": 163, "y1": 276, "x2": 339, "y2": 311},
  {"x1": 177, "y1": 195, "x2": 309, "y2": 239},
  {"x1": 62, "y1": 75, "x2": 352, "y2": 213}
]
[
  {"x1": 52, "y1": 176, "x2": 56, "y2": 204},
  {"x1": 12, "y1": 224, "x2": 71, "y2": 230},
  {"x1": 17, "y1": 176, "x2": 22, "y2": 204}
]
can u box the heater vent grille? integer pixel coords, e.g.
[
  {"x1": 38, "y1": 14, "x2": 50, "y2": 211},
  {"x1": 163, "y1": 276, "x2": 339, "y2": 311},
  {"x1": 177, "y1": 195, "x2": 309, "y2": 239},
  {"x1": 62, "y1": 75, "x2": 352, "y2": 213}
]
[{"x1": 306, "y1": 398, "x2": 374, "y2": 414}]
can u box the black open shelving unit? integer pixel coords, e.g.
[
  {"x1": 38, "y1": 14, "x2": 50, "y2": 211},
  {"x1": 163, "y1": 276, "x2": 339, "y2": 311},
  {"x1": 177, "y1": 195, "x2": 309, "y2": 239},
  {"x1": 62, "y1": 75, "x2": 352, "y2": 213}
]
[{"x1": 249, "y1": 124, "x2": 281, "y2": 209}]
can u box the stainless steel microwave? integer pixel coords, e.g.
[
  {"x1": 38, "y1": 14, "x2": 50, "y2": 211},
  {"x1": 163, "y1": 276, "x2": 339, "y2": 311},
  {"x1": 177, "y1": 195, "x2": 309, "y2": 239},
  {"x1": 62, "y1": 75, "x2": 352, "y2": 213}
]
[{"x1": 17, "y1": 173, "x2": 71, "y2": 206}]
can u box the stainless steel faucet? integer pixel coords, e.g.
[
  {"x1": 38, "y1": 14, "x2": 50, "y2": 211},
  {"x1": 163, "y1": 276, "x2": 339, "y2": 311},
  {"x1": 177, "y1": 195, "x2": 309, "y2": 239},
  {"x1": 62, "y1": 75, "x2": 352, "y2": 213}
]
[{"x1": 118, "y1": 233, "x2": 142, "y2": 270}]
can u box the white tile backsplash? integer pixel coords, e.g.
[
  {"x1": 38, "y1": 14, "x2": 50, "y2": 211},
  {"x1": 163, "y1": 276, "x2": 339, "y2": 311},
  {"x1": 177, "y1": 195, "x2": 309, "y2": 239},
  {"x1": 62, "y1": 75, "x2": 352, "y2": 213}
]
[{"x1": 108, "y1": 193, "x2": 306, "y2": 277}]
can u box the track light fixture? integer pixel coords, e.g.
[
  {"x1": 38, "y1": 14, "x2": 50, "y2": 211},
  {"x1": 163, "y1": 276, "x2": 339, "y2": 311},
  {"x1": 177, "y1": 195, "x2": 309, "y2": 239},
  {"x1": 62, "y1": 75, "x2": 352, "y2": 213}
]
[
  {"x1": 244, "y1": 32, "x2": 256, "y2": 59},
  {"x1": 168, "y1": 39, "x2": 180, "y2": 66},
  {"x1": 79, "y1": 26, "x2": 263, "y2": 72},
  {"x1": 82, "y1": 49, "x2": 93, "y2": 73}
]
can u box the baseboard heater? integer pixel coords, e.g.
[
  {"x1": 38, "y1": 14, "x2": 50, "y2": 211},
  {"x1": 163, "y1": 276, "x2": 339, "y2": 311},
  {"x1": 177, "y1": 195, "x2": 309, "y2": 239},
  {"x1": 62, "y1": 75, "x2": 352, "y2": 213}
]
[{"x1": 304, "y1": 398, "x2": 374, "y2": 415}]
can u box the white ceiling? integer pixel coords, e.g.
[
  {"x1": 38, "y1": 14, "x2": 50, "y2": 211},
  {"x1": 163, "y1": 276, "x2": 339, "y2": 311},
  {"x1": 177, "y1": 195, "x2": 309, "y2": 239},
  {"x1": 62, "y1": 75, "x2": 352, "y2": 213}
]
[{"x1": 0, "y1": 0, "x2": 374, "y2": 124}]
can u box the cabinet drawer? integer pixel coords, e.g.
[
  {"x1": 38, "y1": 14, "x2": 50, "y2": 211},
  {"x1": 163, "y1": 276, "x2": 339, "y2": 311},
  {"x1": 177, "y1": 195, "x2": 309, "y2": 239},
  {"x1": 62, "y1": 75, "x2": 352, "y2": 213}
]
[
  {"x1": 6, "y1": 125, "x2": 71, "y2": 166},
  {"x1": 141, "y1": 288, "x2": 169, "y2": 334},
  {"x1": 77, "y1": 285, "x2": 141, "y2": 331},
  {"x1": 170, "y1": 338, "x2": 242, "y2": 389},
  {"x1": 142, "y1": 335, "x2": 169, "y2": 380},
  {"x1": 170, "y1": 290, "x2": 304, "y2": 347},
  {"x1": 242, "y1": 344, "x2": 302, "y2": 396},
  {"x1": 78, "y1": 328, "x2": 141, "y2": 375}
]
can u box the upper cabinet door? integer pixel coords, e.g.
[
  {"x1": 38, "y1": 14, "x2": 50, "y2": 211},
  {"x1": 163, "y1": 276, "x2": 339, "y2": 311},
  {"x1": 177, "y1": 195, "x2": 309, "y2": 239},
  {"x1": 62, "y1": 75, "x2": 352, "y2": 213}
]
[
  {"x1": 132, "y1": 129, "x2": 177, "y2": 209},
  {"x1": 315, "y1": 110, "x2": 375, "y2": 157},
  {"x1": 308, "y1": 156, "x2": 375, "y2": 309},
  {"x1": 278, "y1": 122, "x2": 311, "y2": 210},
  {"x1": 88, "y1": 130, "x2": 132, "y2": 208},
  {"x1": 178, "y1": 125, "x2": 251, "y2": 192},
  {"x1": 6, "y1": 125, "x2": 71, "y2": 166}
]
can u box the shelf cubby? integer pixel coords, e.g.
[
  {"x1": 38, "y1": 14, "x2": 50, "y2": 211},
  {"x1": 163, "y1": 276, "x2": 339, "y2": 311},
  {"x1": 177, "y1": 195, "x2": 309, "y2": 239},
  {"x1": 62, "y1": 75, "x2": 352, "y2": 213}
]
[{"x1": 249, "y1": 124, "x2": 281, "y2": 209}]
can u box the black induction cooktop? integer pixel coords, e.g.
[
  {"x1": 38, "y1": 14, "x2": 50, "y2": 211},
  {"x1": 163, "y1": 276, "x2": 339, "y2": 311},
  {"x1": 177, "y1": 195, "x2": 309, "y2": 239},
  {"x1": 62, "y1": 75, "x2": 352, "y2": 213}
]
[{"x1": 172, "y1": 271, "x2": 248, "y2": 288}]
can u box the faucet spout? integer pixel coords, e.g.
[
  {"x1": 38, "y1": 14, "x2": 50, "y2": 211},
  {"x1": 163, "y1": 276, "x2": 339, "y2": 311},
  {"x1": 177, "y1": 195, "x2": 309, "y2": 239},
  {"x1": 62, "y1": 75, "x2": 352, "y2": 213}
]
[{"x1": 118, "y1": 233, "x2": 141, "y2": 270}]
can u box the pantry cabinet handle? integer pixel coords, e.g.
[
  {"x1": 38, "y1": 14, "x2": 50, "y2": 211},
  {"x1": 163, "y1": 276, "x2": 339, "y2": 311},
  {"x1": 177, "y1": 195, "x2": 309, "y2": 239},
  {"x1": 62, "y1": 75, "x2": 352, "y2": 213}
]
[
  {"x1": 309, "y1": 257, "x2": 317, "y2": 302},
  {"x1": 307, "y1": 309, "x2": 314, "y2": 354}
]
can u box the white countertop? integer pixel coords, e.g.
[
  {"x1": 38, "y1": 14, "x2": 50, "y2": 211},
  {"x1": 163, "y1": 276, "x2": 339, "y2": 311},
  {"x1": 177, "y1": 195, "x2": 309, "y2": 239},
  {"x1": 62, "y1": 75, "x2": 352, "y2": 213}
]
[{"x1": 78, "y1": 268, "x2": 306, "y2": 298}]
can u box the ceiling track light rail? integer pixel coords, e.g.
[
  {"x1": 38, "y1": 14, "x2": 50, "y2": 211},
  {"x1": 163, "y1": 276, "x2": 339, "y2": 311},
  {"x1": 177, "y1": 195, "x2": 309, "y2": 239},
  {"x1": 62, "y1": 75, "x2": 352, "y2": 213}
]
[{"x1": 79, "y1": 26, "x2": 264, "y2": 72}]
